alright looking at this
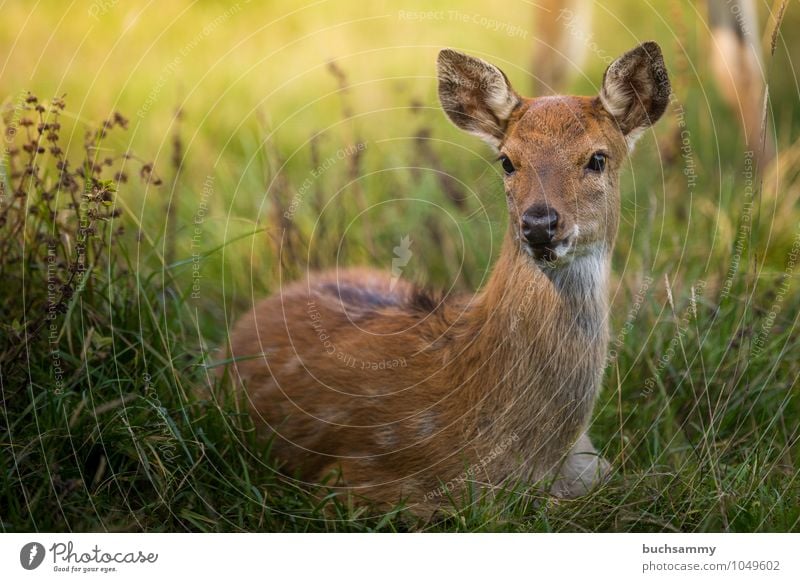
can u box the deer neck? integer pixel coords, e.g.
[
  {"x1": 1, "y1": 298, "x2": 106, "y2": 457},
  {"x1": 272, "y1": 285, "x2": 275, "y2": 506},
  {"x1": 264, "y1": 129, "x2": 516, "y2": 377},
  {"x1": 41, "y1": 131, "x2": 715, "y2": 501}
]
[
  {"x1": 454, "y1": 232, "x2": 611, "y2": 454},
  {"x1": 474, "y1": 233, "x2": 610, "y2": 338}
]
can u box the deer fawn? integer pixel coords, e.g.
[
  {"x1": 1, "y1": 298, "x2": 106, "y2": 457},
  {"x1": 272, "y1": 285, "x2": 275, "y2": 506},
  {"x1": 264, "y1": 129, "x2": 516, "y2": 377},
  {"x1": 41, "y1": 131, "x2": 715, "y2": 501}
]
[{"x1": 225, "y1": 42, "x2": 670, "y2": 516}]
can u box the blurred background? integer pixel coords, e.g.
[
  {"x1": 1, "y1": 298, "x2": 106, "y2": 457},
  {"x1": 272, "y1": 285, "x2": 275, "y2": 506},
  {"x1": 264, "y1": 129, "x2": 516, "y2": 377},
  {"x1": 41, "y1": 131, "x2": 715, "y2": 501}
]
[
  {"x1": 2, "y1": 0, "x2": 798, "y2": 303},
  {"x1": 1, "y1": 1, "x2": 799, "y2": 531}
]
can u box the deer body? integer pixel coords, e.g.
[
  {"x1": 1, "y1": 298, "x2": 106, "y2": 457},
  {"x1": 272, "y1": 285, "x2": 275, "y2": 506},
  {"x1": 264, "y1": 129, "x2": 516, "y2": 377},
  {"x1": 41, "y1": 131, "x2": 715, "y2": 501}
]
[{"x1": 226, "y1": 43, "x2": 670, "y2": 515}]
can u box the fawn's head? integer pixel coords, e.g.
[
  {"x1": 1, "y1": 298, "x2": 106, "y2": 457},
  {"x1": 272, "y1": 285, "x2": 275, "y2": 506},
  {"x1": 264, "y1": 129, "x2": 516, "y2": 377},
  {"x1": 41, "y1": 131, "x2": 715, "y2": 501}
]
[{"x1": 438, "y1": 42, "x2": 670, "y2": 267}]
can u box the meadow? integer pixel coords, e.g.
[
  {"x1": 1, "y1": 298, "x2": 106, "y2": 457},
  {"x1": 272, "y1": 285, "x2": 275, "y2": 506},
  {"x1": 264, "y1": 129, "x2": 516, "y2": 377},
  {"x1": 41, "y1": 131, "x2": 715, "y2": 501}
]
[{"x1": 1, "y1": 0, "x2": 799, "y2": 531}]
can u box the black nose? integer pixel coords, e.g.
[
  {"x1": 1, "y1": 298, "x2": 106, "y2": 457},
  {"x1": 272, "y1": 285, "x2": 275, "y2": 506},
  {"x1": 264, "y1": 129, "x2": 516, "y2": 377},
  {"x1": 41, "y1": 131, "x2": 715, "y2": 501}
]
[{"x1": 521, "y1": 204, "x2": 559, "y2": 246}]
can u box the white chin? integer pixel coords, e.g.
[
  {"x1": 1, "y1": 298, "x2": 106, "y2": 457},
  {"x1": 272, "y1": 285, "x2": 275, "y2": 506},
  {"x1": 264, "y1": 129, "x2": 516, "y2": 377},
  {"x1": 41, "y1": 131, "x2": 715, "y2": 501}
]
[{"x1": 525, "y1": 238, "x2": 576, "y2": 267}]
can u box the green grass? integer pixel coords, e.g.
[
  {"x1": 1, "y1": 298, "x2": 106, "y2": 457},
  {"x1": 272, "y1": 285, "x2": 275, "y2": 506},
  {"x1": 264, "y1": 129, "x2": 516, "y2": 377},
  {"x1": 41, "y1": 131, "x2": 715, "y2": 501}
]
[{"x1": 1, "y1": 0, "x2": 799, "y2": 532}]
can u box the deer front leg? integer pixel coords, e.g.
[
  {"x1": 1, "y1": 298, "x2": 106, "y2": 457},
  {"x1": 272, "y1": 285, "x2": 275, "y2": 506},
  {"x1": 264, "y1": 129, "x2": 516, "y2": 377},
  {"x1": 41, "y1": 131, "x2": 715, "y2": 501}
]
[{"x1": 550, "y1": 432, "x2": 610, "y2": 498}]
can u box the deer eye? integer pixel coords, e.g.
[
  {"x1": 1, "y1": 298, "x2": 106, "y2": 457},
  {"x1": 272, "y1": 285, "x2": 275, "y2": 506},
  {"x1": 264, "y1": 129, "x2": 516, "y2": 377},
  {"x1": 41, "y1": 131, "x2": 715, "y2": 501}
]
[
  {"x1": 586, "y1": 152, "x2": 607, "y2": 173},
  {"x1": 499, "y1": 154, "x2": 516, "y2": 175}
]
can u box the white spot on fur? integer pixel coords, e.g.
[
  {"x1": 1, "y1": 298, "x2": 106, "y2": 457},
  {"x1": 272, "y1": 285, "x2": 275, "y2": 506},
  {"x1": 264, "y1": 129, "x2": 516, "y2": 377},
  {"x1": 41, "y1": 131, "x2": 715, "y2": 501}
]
[
  {"x1": 375, "y1": 426, "x2": 398, "y2": 449},
  {"x1": 625, "y1": 127, "x2": 645, "y2": 151},
  {"x1": 415, "y1": 410, "x2": 438, "y2": 439},
  {"x1": 283, "y1": 358, "x2": 301, "y2": 375}
]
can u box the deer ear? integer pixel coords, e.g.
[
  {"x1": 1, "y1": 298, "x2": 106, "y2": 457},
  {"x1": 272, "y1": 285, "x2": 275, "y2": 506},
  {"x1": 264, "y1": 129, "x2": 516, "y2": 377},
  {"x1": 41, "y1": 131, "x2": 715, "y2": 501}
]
[
  {"x1": 600, "y1": 41, "x2": 671, "y2": 148},
  {"x1": 437, "y1": 49, "x2": 521, "y2": 149}
]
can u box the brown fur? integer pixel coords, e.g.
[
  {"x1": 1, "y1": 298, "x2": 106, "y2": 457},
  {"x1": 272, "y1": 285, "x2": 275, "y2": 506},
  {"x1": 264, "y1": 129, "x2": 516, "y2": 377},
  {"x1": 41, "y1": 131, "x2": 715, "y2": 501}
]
[{"x1": 223, "y1": 43, "x2": 671, "y2": 517}]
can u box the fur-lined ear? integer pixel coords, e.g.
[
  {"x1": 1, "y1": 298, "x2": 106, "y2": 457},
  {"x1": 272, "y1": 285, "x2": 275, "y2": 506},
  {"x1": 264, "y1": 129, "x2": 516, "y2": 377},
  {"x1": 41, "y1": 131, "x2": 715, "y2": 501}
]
[
  {"x1": 437, "y1": 49, "x2": 521, "y2": 148},
  {"x1": 600, "y1": 41, "x2": 671, "y2": 148}
]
